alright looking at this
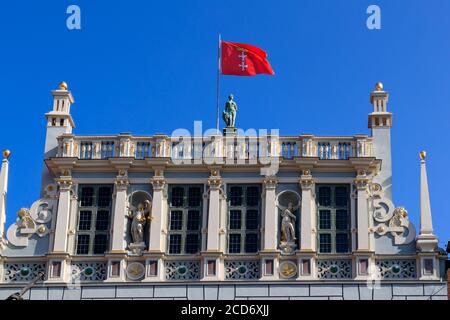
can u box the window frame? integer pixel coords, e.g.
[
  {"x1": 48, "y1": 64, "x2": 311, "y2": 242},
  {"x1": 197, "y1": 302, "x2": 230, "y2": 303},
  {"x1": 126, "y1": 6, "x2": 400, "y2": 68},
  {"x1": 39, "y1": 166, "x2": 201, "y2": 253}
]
[
  {"x1": 226, "y1": 184, "x2": 261, "y2": 254},
  {"x1": 166, "y1": 184, "x2": 203, "y2": 255},
  {"x1": 316, "y1": 184, "x2": 351, "y2": 254},
  {"x1": 75, "y1": 185, "x2": 113, "y2": 255}
]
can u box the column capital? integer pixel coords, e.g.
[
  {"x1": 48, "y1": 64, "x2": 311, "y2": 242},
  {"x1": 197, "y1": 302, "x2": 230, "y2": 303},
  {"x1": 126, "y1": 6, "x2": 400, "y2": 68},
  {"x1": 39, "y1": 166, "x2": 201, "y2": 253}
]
[
  {"x1": 299, "y1": 172, "x2": 314, "y2": 190},
  {"x1": 263, "y1": 176, "x2": 278, "y2": 189},
  {"x1": 56, "y1": 177, "x2": 73, "y2": 191},
  {"x1": 114, "y1": 178, "x2": 129, "y2": 191},
  {"x1": 353, "y1": 177, "x2": 370, "y2": 191},
  {"x1": 208, "y1": 177, "x2": 222, "y2": 191},
  {"x1": 151, "y1": 177, "x2": 167, "y2": 191}
]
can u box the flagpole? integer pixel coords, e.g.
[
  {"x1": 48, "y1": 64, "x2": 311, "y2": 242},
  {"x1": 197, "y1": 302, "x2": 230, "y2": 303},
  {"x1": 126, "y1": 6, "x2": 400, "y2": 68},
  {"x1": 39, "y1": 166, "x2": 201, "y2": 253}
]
[{"x1": 216, "y1": 33, "x2": 221, "y2": 133}]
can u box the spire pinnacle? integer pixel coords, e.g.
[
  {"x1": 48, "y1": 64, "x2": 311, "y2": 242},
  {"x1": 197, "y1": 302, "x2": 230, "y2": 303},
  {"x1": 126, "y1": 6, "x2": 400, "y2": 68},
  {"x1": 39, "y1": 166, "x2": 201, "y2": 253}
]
[{"x1": 416, "y1": 150, "x2": 438, "y2": 252}]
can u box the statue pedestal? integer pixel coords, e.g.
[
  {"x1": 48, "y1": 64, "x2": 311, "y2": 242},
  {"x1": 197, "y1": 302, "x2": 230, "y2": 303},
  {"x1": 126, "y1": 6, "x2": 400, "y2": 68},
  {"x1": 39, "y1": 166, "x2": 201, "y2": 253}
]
[
  {"x1": 280, "y1": 241, "x2": 297, "y2": 255},
  {"x1": 128, "y1": 242, "x2": 146, "y2": 255},
  {"x1": 223, "y1": 127, "x2": 237, "y2": 136}
]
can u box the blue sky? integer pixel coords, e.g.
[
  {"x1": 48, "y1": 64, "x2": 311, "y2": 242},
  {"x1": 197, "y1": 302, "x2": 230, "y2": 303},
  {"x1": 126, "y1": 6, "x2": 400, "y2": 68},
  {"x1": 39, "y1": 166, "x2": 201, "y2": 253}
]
[{"x1": 0, "y1": 0, "x2": 448, "y2": 248}]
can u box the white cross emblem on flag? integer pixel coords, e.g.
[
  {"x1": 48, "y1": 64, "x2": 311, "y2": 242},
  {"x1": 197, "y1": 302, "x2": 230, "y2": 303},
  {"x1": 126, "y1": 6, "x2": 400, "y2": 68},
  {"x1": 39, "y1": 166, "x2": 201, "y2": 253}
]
[{"x1": 238, "y1": 52, "x2": 248, "y2": 71}]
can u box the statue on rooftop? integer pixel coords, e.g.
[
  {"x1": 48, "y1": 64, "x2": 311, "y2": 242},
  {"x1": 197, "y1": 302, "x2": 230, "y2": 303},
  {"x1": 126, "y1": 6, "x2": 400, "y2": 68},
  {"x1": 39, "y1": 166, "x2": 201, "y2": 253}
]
[{"x1": 222, "y1": 94, "x2": 238, "y2": 128}]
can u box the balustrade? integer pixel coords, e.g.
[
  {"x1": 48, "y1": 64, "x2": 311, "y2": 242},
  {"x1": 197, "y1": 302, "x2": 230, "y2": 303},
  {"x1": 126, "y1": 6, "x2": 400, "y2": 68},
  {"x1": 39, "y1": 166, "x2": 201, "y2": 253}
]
[{"x1": 56, "y1": 135, "x2": 373, "y2": 161}]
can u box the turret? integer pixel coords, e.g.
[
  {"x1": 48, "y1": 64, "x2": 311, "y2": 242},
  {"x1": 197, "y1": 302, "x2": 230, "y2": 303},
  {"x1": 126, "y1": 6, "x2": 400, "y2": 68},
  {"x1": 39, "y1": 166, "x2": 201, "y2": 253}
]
[
  {"x1": 369, "y1": 82, "x2": 393, "y2": 199},
  {"x1": 41, "y1": 82, "x2": 75, "y2": 195}
]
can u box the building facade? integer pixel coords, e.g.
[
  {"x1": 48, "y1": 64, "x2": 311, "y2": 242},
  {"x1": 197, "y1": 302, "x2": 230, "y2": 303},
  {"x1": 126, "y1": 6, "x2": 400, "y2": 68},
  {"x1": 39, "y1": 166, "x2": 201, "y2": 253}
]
[{"x1": 0, "y1": 82, "x2": 447, "y2": 300}]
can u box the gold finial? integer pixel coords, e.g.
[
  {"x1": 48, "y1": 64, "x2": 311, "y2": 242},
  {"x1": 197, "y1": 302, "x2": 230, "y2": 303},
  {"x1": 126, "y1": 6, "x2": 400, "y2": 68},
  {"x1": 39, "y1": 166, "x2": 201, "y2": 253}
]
[
  {"x1": 2, "y1": 149, "x2": 11, "y2": 159},
  {"x1": 59, "y1": 81, "x2": 68, "y2": 90},
  {"x1": 375, "y1": 82, "x2": 383, "y2": 91},
  {"x1": 419, "y1": 150, "x2": 426, "y2": 160},
  {"x1": 17, "y1": 208, "x2": 28, "y2": 218}
]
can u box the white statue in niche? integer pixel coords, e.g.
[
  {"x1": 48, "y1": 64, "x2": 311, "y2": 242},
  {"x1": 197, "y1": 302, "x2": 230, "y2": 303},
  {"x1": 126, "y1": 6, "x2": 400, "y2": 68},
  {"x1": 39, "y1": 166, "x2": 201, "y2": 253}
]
[
  {"x1": 277, "y1": 198, "x2": 300, "y2": 255},
  {"x1": 128, "y1": 200, "x2": 151, "y2": 255},
  {"x1": 281, "y1": 202, "x2": 297, "y2": 243}
]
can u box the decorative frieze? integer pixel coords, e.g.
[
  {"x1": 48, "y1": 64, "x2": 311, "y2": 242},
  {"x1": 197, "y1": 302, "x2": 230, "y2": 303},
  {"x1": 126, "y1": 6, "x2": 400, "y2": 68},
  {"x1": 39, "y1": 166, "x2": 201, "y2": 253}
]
[
  {"x1": 165, "y1": 261, "x2": 200, "y2": 280},
  {"x1": 225, "y1": 260, "x2": 260, "y2": 280},
  {"x1": 3, "y1": 263, "x2": 46, "y2": 283},
  {"x1": 317, "y1": 260, "x2": 352, "y2": 279},
  {"x1": 71, "y1": 262, "x2": 107, "y2": 282},
  {"x1": 375, "y1": 260, "x2": 416, "y2": 279}
]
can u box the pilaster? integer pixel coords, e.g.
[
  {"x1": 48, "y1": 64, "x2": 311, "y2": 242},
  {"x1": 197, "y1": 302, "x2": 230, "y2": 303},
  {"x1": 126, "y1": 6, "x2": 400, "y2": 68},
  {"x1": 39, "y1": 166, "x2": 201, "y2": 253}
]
[
  {"x1": 299, "y1": 170, "x2": 315, "y2": 252},
  {"x1": 353, "y1": 172, "x2": 371, "y2": 252},
  {"x1": 52, "y1": 175, "x2": 73, "y2": 253},
  {"x1": 110, "y1": 171, "x2": 129, "y2": 253},
  {"x1": 148, "y1": 169, "x2": 167, "y2": 253},
  {"x1": 262, "y1": 176, "x2": 278, "y2": 251},
  {"x1": 206, "y1": 168, "x2": 222, "y2": 252}
]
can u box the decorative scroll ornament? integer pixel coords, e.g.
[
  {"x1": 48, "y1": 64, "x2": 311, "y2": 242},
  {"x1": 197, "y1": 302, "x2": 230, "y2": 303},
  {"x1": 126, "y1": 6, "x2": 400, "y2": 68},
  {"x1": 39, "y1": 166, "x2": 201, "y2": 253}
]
[
  {"x1": 372, "y1": 184, "x2": 416, "y2": 245},
  {"x1": 7, "y1": 196, "x2": 56, "y2": 247}
]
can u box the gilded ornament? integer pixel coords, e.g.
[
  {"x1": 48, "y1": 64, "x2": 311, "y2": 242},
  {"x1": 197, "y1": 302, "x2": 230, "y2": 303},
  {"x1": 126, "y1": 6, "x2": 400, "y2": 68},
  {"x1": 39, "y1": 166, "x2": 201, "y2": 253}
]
[
  {"x1": 37, "y1": 225, "x2": 46, "y2": 234},
  {"x1": 375, "y1": 82, "x2": 383, "y2": 91},
  {"x1": 59, "y1": 81, "x2": 68, "y2": 90},
  {"x1": 279, "y1": 261, "x2": 297, "y2": 279},
  {"x1": 17, "y1": 208, "x2": 28, "y2": 218},
  {"x1": 2, "y1": 149, "x2": 11, "y2": 159},
  {"x1": 419, "y1": 150, "x2": 426, "y2": 160}
]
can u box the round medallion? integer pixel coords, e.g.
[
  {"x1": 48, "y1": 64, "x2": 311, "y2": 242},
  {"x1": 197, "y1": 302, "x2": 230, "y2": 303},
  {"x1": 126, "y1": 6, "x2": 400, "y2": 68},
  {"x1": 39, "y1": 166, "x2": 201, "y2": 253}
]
[
  {"x1": 237, "y1": 265, "x2": 248, "y2": 275},
  {"x1": 329, "y1": 264, "x2": 339, "y2": 274},
  {"x1": 391, "y1": 264, "x2": 401, "y2": 274},
  {"x1": 176, "y1": 265, "x2": 188, "y2": 275},
  {"x1": 279, "y1": 261, "x2": 297, "y2": 279},
  {"x1": 20, "y1": 267, "x2": 30, "y2": 277},
  {"x1": 126, "y1": 262, "x2": 145, "y2": 280},
  {"x1": 83, "y1": 266, "x2": 95, "y2": 277}
]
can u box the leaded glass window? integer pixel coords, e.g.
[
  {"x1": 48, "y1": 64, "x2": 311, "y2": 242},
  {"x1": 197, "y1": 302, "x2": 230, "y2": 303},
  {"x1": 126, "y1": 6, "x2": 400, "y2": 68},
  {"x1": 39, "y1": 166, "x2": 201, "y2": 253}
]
[
  {"x1": 316, "y1": 184, "x2": 351, "y2": 254},
  {"x1": 75, "y1": 185, "x2": 113, "y2": 255},
  {"x1": 167, "y1": 185, "x2": 203, "y2": 255},
  {"x1": 227, "y1": 184, "x2": 261, "y2": 254}
]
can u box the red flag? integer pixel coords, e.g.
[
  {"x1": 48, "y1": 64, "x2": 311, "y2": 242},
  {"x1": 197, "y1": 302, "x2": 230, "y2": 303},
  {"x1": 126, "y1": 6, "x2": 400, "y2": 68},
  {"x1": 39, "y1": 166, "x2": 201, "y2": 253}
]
[{"x1": 221, "y1": 41, "x2": 275, "y2": 76}]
